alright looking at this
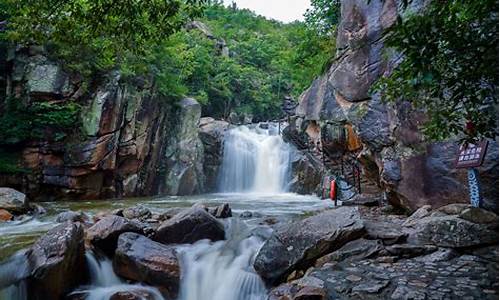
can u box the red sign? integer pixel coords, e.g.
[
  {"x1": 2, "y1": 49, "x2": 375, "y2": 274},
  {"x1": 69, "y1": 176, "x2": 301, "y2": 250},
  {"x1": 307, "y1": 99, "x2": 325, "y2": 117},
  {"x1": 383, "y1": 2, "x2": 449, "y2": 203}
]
[{"x1": 455, "y1": 140, "x2": 489, "y2": 169}]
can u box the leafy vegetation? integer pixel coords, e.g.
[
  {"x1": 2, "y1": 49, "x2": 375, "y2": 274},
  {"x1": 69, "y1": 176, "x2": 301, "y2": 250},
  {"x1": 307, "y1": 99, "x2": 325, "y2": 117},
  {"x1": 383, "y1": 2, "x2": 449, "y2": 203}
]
[
  {"x1": 174, "y1": 4, "x2": 334, "y2": 119},
  {"x1": 373, "y1": 0, "x2": 499, "y2": 141},
  {"x1": 0, "y1": 98, "x2": 80, "y2": 145},
  {"x1": 304, "y1": 0, "x2": 340, "y2": 35}
]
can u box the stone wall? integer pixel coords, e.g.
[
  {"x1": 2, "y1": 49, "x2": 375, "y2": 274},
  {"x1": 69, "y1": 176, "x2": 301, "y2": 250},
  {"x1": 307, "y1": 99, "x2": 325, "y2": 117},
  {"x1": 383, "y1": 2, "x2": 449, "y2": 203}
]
[
  {"x1": 293, "y1": 0, "x2": 498, "y2": 211},
  {"x1": 0, "y1": 47, "x2": 204, "y2": 201}
]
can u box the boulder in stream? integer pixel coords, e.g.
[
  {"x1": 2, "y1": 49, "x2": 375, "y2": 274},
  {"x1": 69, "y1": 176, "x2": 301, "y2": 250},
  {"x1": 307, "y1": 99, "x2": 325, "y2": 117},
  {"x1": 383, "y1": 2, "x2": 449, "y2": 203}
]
[
  {"x1": 87, "y1": 215, "x2": 145, "y2": 256},
  {"x1": 56, "y1": 210, "x2": 89, "y2": 223},
  {"x1": 0, "y1": 187, "x2": 31, "y2": 214},
  {"x1": 114, "y1": 232, "x2": 180, "y2": 298},
  {"x1": 254, "y1": 206, "x2": 365, "y2": 285},
  {"x1": 154, "y1": 206, "x2": 225, "y2": 245},
  {"x1": 27, "y1": 222, "x2": 86, "y2": 300}
]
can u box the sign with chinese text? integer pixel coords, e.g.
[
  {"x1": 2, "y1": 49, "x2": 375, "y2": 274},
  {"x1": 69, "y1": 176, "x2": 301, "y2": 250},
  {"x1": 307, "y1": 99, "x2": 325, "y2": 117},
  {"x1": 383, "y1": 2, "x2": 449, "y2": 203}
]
[{"x1": 455, "y1": 140, "x2": 489, "y2": 169}]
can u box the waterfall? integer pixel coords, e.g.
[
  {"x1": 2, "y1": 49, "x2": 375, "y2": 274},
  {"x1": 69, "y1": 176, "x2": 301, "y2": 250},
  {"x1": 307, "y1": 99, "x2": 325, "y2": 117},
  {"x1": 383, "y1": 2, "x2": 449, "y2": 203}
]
[
  {"x1": 70, "y1": 251, "x2": 164, "y2": 300},
  {"x1": 0, "y1": 250, "x2": 29, "y2": 300},
  {"x1": 218, "y1": 124, "x2": 291, "y2": 194},
  {"x1": 178, "y1": 219, "x2": 267, "y2": 300}
]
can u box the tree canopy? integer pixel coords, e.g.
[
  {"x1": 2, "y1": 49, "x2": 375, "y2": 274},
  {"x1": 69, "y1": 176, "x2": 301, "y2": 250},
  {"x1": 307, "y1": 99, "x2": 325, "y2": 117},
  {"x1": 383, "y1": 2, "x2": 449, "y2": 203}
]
[{"x1": 373, "y1": 0, "x2": 499, "y2": 142}]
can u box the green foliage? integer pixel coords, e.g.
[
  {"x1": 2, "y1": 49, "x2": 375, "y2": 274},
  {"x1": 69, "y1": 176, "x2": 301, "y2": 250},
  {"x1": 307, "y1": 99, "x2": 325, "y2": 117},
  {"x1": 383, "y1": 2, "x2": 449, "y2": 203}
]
[
  {"x1": 0, "y1": 98, "x2": 81, "y2": 145},
  {"x1": 172, "y1": 4, "x2": 334, "y2": 120},
  {"x1": 304, "y1": 0, "x2": 340, "y2": 35},
  {"x1": 373, "y1": 0, "x2": 499, "y2": 142},
  {"x1": 0, "y1": 149, "x2": 29, "y2": 174},
  {"x1": 2, "y1": 0, "x2": 206, "y2": 77}
]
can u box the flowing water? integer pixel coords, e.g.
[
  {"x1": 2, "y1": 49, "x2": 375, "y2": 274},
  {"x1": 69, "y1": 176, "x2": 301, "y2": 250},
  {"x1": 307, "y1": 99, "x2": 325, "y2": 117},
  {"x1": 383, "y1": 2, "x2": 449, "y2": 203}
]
[
  {"x1": 218, "y1": 124, "x2": 291, "y2": 193},
  {"x1": 0, "y1": 123, "x2": 333, "y2": 300}
]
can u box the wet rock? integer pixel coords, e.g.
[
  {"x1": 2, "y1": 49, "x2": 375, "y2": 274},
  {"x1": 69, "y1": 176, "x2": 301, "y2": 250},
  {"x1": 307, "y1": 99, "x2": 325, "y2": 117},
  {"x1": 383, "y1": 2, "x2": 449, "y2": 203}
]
[
  {"x1": 165, "y1": 98, "x2": 205, "y2": 196},
  {"x1": 269, "y1": 276, "x2": 327, "y2": 300},
  {"x1": 459, "y1": 207, "x2": 498, "y2": 224},
  {"x1": 109, "y1": 290, "x2": 158, "y2": 300},
  {"x1": 27, "y1": 222, "x2": 86, "y2": 300},
  {"x1": 315, "y1": 239, "x2": 384, "y2": 267},
  {"x1": 55, "y1": 211, "x2": 88, "y2": 223},
  {"x1": 87, "y1": 215, "x2": 144, "y2": 256},
  {"x1": 114, "y1": 233, "x2": 180, "y2": 298},
  {"x1": 438, "y1": 203, "x2": 472, "y2": 215},
  {"x1": 0, "y1": 208, "x2": 13, "y2": 221},
  {"x1": 254, "y1": 207, "x2": 365, "y2": 285},
  {"x1": 0, "y1": 187, "x2": 30, "y2": 214},
  {"x1": 198, "y1": 117, "x2": 230, "y2": 192},
  {"x1": 352, "y1": 280, "x2": 390, "y2": 294},
  {"x1": 159, "y1": 208, "x2": 187, "y2": 220},
  {"x1": 364, "y1": 221, "x2": 407, "y2": 245},
  {"x1": 239, "y1": 211, "x2": 254, "y2": 218},
  {"x1": 210, "y1": 203, "x2": 232, "y2": 218},
  {"x1": 408, "y1": 215, "x2": 498, "y2": 248},
  {"x1": 385, "y1": 244, "x2": 437, "y2": 259},
  {"x1": 289, "y1": 151, "x2": 323, "y2": 195},
  {"x1": 342, "y1": 194, "x2": 380, "y2": 207},
  {"x1": 154, "y1": 206, "x2": 225, "y2": 245},
  {"x1": 122, "y1": 205, "x2": 152, "y2": 220},
  {"x1": 415, "y1": 248, "x2": 459, "y2": 263},
  {"x1": 402, "y1": 205, "x2": 432, "y2": 227}
]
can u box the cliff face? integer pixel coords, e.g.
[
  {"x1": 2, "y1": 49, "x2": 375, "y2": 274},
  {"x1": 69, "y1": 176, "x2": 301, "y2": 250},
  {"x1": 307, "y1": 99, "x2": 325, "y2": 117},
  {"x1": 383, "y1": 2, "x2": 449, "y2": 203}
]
[
  {"x1": 294, "y1": 0, "x2": 498, "y2": 211},
  {"x1": 0, "y1": 47, "x2": 204, "y2": 201}
]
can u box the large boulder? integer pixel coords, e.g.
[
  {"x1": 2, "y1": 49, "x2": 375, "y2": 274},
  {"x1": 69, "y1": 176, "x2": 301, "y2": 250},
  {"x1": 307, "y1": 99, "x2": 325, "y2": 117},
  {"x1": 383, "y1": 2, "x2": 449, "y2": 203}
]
[
  {"x1": 407, "y1": 214, "x2": 498, "y2": 248},
  {"x1": 254, "y1": 207, "x2": 365, "y2": 285},
  {"x1": 114, "y1": 233, "x2": 180, "y2": 298},
  {"x1": 87, "y1": 215, "x2": 144, "y2": 256},
  {"x1": 288, "y1": 151, "x2": 323, "y2": 195},
  {"x1": 198, "y1": 117, "x2": 230, "y2": 191},
  {"x1": 27, "y1": 222, "x2": 86, "y2": 300},
  {"x1": 154, "y1": 206, "x2": 225, "y2": 245},
  {"x1": 165, "y1": 98, "x2": 205, "y2": 196},
  {"x1": 0, "y1": 188, "x2": 31, "y2": 214}
]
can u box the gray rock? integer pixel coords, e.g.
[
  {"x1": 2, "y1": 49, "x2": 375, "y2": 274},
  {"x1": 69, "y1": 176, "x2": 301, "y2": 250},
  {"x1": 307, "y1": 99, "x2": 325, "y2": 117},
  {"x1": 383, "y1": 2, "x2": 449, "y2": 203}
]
[
  {"x1": 122, "y1": 205, "x2": 152, "y2": 220},
  {"x1": 408, "y1": 215, "x2": 498, "y2": 248},
  {"x1": 87, "y1": 215, "x2": 144, "y2": 256},
  {"x1": 343, "y1": 194, "x2": 381, "y2": 207},
  {"x1": 154, "y1": 206, "x2": 225, "y2": 245},
  {"x1": 385, "y1": 244, "x2": 438, "y2": 259},
  {"x1": 198, "y1": 117, "x2": 230, "y2": 192},
  {"x1": 0, "y1": 188, "x2": 30, "y2": 214},
  {"x1": 438, "y1": 203, "x2": 472, "y2": 215},
  {"x1": 55, "y1": 211, "x2": 88, "y2": 223},
  {"x1": 415, "y1": 248, "x2": 459, "y2": 263},
  {"x1": 28, "y1": 222, "x2": 86, "y2": 300},
  {"x1": 352, "y1": 280, "x2": 390, "y2": 294},
  {"x1": 315, "y1": 238, "x2": 384, "y2": 267},
  {"x1": 459, "y1": 207, "x2": 498, "y2": 224},
  {"x1": 165, "y1": 98, "x2": 205, "y2": 196},
  {"x1": 114, "y1": 232, "x2": 180, "y2": 299},
  {"x1": 210, "y1": 203, "x2": 232, "y2": 219},
  {"x1": 254, "y1": 207, "x2": 365, "y2": 285},
  {"x1": 402, "y1": 205, "x2": 432, "y2": 227},
  {"x1": 364, "y1": 220, "x2": 407, "y2": 245}
]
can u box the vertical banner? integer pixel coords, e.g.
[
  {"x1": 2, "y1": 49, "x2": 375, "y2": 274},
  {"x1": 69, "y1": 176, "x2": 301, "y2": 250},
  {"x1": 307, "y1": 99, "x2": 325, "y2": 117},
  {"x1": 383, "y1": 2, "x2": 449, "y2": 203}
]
[{"x1": 467, "y1": 169, "x2": 481, "y2": 207}]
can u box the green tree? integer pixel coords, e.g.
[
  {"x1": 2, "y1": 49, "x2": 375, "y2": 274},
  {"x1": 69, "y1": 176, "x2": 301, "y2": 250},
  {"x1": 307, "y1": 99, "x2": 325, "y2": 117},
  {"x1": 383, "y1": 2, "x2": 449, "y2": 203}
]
[
  {"x1": 373, "y1": 0, "x2": 498, "y2": 141},
  {"x1": 304, "y1": 0, "x2": 340, "y2": 35}
]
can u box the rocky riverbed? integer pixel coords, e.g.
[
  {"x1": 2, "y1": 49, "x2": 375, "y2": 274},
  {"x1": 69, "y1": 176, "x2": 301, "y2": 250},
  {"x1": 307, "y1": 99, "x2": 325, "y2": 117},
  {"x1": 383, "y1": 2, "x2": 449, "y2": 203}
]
[{"x1": 0, "y1": 188, "x2": 497, "y2": 300}]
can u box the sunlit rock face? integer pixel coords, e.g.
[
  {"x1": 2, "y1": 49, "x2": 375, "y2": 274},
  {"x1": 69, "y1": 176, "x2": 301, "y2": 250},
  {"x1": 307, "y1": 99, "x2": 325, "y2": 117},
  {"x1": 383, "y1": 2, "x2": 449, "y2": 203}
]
[
  {"x1": 293, "y1": 0, "x2": 498, "y2": 212},
  {"x1": 1, "y1": 48, "x2": 205, "y2": 200}
]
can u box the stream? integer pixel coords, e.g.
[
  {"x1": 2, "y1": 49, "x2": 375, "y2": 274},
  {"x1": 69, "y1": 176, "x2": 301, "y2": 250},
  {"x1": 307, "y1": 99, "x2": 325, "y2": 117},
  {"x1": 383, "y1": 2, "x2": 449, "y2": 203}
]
[{"x1": 0, "y1": 124, "x2": 334, "y2": 300}]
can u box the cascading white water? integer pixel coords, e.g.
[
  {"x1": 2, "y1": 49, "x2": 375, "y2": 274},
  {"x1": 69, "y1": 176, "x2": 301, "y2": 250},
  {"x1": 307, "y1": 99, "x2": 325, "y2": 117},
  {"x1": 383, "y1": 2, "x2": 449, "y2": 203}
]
[
  {"x1": 70, "y1": 252, "x2": 164, "y2": 300},
  {"x1": 178, "y1": 219, "x2": 268, "y2": 300},
  {"x1": 0, "y1": 250, "x2": 29, "y2": 300},
  {"x1": 218, "y1": 124, "x2": 291, "y2": 194}
]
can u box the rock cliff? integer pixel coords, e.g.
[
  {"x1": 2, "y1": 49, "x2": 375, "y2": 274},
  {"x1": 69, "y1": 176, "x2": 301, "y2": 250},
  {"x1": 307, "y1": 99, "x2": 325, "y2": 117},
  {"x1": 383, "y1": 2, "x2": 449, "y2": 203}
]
[
  {"x1": 291, "y1": 0, "x2": 498, "y2": 211},
  {"x1": 0, "y1": 47, "x2": 204, "y2": 201}
]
